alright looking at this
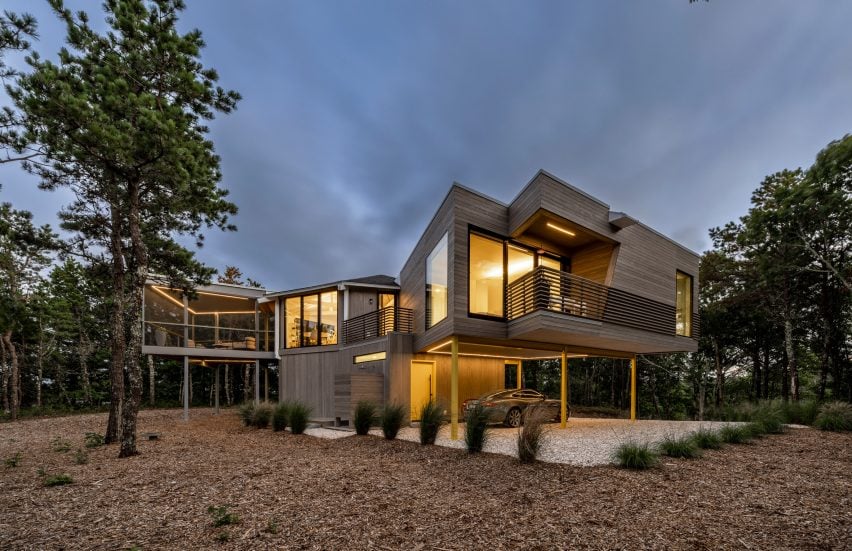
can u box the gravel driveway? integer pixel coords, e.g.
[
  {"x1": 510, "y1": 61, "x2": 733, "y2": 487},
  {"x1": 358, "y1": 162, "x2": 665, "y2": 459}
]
[{"x1": 363, "y1": 417, "x2": 740, "y2": 466}]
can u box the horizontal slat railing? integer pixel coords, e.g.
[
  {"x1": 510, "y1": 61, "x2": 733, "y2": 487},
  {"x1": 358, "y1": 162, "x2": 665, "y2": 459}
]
[
  {"x1": 343, "y1": 306, "x2": 413, "y2": 344},
  {"x1": 506, "y1": 266, "x2": 685, "y2": 337}
]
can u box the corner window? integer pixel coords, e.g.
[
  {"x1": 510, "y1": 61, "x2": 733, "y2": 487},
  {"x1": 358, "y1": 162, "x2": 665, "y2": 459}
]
[
  {"x1": 469, "y1": 233, "x2": 504, "y2": 317},
  {"x1": 284, "y1": 291, "x2": 338, "y2": 348},
  {"x1": 676, "y1": 271, "x2": 693, "y2": 337},
  {"x1": 426, "y1": 233, "x2": 448, "y2": 328}
]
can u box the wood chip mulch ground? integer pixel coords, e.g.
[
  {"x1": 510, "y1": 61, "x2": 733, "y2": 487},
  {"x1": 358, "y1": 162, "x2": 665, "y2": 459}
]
[{"x1": 1, "y1": 408, "x2": 850, "y2": 550}]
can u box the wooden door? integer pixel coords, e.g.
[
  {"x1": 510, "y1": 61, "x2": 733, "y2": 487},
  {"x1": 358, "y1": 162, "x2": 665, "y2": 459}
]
[{"x1": 410, "y1": 360, "x2": 436, "y2": 421}]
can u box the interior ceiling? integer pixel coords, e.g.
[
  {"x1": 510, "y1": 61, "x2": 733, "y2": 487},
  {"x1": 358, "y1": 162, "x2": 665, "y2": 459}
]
[{"x1": 513, "y1": 211, "x2": 610, "y2": 255}]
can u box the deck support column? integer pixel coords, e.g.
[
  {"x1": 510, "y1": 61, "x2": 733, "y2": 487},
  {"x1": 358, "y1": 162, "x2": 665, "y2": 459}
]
[
  {"x1": 214, "y1": 365, "x2": 220, "y2": 415},
  {"x1": 254, "y1": 360, "x2": 261, "y2": 405},
  {"x1": 630, "y1": 356, "x2": 637, "y2": 421},
  {"x1": 450, "y1": 336, "x2": 459, "y2": 440},
  {"x1": 560, "y1": 349, "x2": 567, "y2": 429},
  {"x1": 182, "y1": 356, "x2": 189, "y2": 421},
  {"x1": 517, "y1": 362, "x2": 522, "y2": 389}
]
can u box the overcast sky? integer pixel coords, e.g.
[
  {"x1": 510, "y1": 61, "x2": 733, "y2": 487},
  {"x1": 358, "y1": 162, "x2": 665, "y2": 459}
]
[{"x1": 2, "y1": 1, "x2": 851, "y2": 291}]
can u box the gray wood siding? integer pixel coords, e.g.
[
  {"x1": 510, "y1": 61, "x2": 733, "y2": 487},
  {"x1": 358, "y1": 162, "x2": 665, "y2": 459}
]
[
  {"x1": 279, "y1": 350, "x2": 338, "y2": 419},
  {"x1": 400, "y1": 186, "x2": 456, "y2": 351},
  {"x1": 347, "y1": 289, "x2": 378, "y2": 320}
]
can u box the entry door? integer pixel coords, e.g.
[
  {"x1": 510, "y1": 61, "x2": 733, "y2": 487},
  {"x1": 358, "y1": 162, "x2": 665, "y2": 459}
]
[{"x1": 410, "y1": 360, "x2": 436, "y2": 421}]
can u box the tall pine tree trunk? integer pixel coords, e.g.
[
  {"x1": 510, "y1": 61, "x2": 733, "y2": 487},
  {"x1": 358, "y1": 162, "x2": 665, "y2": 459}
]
[
  {"x1": 2, "y1": 330, "x2": 19, "y2": 420},
  {"x1": 784, "y1": 315, "x2": 799, "y2": 401},
  {"x1": 119, "y1": 182, "x2": 147, "y2": 458},
  {"x1": 0, "y1": 336, "x2": 8, "y2": 413},
  {"x1": 105, "y1": 205, "x2": 126, "y2": 444},
  {"x1": 713, "y1": 338, "x2": 724, "y2": 407},
  {"x1": 818, "y1": 317, "x2": 830, "y2": 400},
  {"x1": 79, "y1": 331, "x2": 92, "y2": 405},
  {"x1": 225, "y1": 364, "x2": 232, "y2": 406},
  {"x1": 148, "y1": 354, "x2": 155, "y2": 405}
]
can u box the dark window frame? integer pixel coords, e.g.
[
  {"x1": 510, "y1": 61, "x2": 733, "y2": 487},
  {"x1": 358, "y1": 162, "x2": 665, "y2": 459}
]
[
  {"x1": 675, "y1": 270, "x2": 694, "y2": 337},
  {"x1": 284, "y1": 288, "x2": 339, "y2": 349}
]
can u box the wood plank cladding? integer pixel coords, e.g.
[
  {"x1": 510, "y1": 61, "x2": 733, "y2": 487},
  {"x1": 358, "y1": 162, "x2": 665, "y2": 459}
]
[{"x1": 571, "y1": 242, "x2": 615, "y2": 284}]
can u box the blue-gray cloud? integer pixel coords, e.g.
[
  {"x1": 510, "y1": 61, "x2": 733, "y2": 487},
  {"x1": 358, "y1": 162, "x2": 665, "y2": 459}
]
[{"x1": 2, "y1": 0, "x2": 851, "y2": 290}]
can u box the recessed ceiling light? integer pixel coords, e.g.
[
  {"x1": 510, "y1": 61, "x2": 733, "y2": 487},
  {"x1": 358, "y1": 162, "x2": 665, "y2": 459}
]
[{"x1": 546, "y1": 222, "x2": 575, "y2": 236}]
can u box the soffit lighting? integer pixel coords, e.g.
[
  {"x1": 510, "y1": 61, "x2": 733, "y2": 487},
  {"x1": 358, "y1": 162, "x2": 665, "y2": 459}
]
[{"x1": 546, "y1": 222, "x2": 576, "y2": 237}]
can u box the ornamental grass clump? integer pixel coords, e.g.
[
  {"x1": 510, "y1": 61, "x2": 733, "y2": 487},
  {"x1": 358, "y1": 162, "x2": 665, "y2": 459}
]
[
  {"x1": 380, "y1": 403, "x2": 406, "y2": 440},
  {"x1": 814, "y1": 401, "x2": 852, "y2": 432},
  {"x1": 353, "y1": 401, "x2": 377, "y2": 436},
  {"x1": 719, "y1": 424, "x2": 752, "y2": 444},
  {"x1": 238, "y1": 402, "x2": 255, "y2": 427},
  {"x1": 752, "y1": 403, "x2": 785, "y2": 434},
  {"x1": 251, "y1": 403, "x2": 273, "y2": 428},
  {"x1": 691, "y1": 428, "x2": 723, "y2": 450},
  {"x1": 419, "y1": 400, "x2": 444, "y2": 445},
  {"x1": 658, "y1": 434, "x2": 701, "y2": 458},
  {"x1": 744, "y1": 422, "x2": 766, "y2": 439},
  {"x1": 464, "y1": 403, "x2": 490, "y2": 454},
  {"x1": 271, "y1": 402, "x2": 289, "y2": 432},
  {"x1": 288, "y1": 401, "x2": 312, "y2": 434},
  {"x1": 517, "y1": 405, "x2": 549, "y2": 463},
  {"x1": 781, "y1": 399, "x2": 820, "y2": 426},
  {"x1": 613, "y1": 441, "x2": 659, "y2": 470}
]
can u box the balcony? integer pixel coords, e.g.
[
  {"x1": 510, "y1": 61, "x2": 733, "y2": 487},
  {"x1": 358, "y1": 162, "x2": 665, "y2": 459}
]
[
  {"x1": 343, "y1": 306, "x2": 414, "y2": 344},
  {"x1": 506, "y1": 266, "x2": 698, "y2": 338}
]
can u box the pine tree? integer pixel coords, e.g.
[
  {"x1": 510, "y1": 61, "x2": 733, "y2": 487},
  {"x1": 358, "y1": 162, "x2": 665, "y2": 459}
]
[{"x1": 13, "y1": 0, "x2": 240, "y2": 455}]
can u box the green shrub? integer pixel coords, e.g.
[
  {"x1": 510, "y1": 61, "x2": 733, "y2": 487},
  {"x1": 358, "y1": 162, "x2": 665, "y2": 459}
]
[
  {"x1": 271, "y1": 402, "x2": 289, "y2": 432},
  {"x1": 84, "y1": 432, "x2": 105, "y2": 448},
  {"x1": 251, "y1": 402, "x2": 273, "y2": 428},
  {"x1": 4, "y1": 453, "x2": 21, "y2": 468},
  {"x1": 51, "y1": 437, "x2": 72, "y2": 453},
  {"x1": 208, "y1": 505, "x2": 239, "y2": 527},
  {"x1": 814, "y1": 401, "x2": 852, "y2": 432},
  {"x1": 517, "y1": 405, "x2": 549, "y2": 463},
  {"x1": 418, "y1": 400, "x2": 444, "y2": 445},
  {"x1": 380, "y1": 403, "x2": 406, "y2": 440},
  {"x1": 73, "y1": 448, "x2": 88, "y2": 465},
  {"x1": 613, "y1": 441, "x2": 659, "y2": 469},
  {"x1": 691, "y1": 428, "x2": 723, "y2": 449},
  {"x1": 288, "y1": 401, "x2": 312, "y2": 434},
  {"x1": 719, "y1": 425, "x2": 751, "y2": 444},
  {"x1": 464, "y1": 403, "x2": 490, "y2": 453},
  {"x1": 353, "y1": 401, "x2": 377, "y2": 436},
  {"x1": 238, "y1": 402, "x2": 255, "y2": 427},
  {"x1": 43, "y1": 473, "x2": 73, "y2": 487},
  {"x1": 658, "y1": 435, "x2": 701, "y2": 458}
]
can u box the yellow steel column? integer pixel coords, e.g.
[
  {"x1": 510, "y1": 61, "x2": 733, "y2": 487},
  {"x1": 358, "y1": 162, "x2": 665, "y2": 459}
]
[
  {"x1": 630, "y1": 356, "x2": 637, "y2": 421},
  {"x1": 516, "y1": 362, "x2": 522, "y2": 389},
  {"x1": 450, "y1": 336, "x2": 459, "y2": 440},
  {"x1": 560, "y1": 349, "x2": 567, "y2": 429}
]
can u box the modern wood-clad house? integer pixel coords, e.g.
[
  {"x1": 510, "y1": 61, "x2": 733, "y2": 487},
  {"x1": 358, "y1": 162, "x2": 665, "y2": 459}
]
[
  {"x1": 143, "y1": 170, "x2": 698, "y2": 435},
  {"x1": 272, "y1": 170, "x2": 699, "y2": 436}
]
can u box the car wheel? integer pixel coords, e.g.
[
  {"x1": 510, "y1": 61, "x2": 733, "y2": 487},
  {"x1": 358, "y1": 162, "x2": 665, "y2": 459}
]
[{"x1": 505, "y1": 407, "x2": 522, "y2": 428}]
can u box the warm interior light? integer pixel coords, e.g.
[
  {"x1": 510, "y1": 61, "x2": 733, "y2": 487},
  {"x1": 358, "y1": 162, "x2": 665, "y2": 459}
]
[{"x1": 546, "y1": 222, "x2": 576, "y2": 236}]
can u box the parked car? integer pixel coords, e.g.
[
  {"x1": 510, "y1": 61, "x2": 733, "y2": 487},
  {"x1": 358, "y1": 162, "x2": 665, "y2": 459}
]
[{"x1": 462, "y1": 389, "x2": 568, "y2": 427}]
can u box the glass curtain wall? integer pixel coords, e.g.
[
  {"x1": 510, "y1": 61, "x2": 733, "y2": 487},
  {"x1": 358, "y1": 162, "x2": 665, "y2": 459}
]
[{"x1": 426, "y1": 233, "x2": 448, "y2": 328}]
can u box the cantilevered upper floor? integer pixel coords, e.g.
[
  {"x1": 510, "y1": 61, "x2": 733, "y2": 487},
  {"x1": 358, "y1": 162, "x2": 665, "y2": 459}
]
[{"x1": 398, "y1": 170, "x2": 700, "y2": 356}]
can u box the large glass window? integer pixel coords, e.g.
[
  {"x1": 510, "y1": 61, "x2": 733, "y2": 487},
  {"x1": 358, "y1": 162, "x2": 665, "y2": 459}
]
[
  {"x1": 320, "y1": 291, "x2": 338, "y2": 345},
  {"x1": 285, "y1": 297, "x2": 301, "y2": 348},
  {"x1": 426, "y1": 233, "x2": 448, "y2": 328},
  {"x1": 284, "y1": 291, "x2": 338, "y2": 348},
  {"x1": 676, "y1": 271, "x2": 693, "y2": 337},
  {"x1": 507, "y1": 244, "x2": 534, "y2": 284},
  {"x1": 469, "y1": 233, "x2": 504, "y2": 317}
]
